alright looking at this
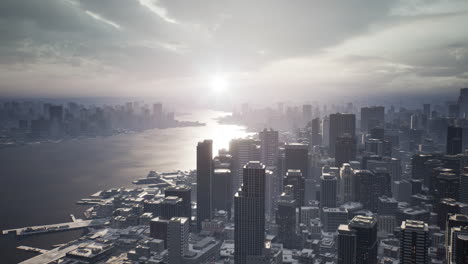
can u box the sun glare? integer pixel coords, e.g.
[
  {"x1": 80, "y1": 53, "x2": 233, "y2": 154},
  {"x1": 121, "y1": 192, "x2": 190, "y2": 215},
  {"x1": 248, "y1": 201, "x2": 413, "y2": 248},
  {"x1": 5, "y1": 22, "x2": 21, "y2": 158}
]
[{"x1": 211, "y1": 75, "x2": 228, "y2": 93}]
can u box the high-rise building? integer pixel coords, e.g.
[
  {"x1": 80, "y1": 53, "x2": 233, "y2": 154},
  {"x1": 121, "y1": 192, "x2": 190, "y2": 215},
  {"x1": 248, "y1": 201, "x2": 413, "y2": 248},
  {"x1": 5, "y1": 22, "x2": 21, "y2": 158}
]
[
  {"x1": 165, "y1": 186, "x2": 191, "y2": 222},
  {"x1": 322, "y1": 207, "x2": 348, "y2": 232},
  {"x1": 234, "y1": 161, "x2": 266, "y2": 264},
  {"x1": 285, "y1": 143, "x2": 309, "y2": 179},
  {"x1": 338, "y1": 215, "x2": 378, "y2": 264},
  {"x1": 446, "y1": 214, "x2": 468, "y2": 263},
  {"x1": 167, "y1": 217, "x2": 189, "y2": 264},
  {"x1": 455, "y1": 234, "x2": 468, "y2": 264},
  {"x1": 400, "y1": 220, "x2": 429, "y2": 264},
  {"x1": 320, "y1": 173, "x2": 337, "y2": 209},
  {"x1": 360, "y1": 106, "x2": 384, "y2": 133},
  {"x1": 335, "y1": 135, "x2": 356, "y2": 167},
  {"x1": 196, "y1": 140, "x2": 213, "y2": 231},
  {"x1": 461, "y1": 174, "x2": 468, "y2": 204},
  {"x1": 150, "y1": 217, "x2": 169, "y2": 248},
  {"x1": 212, "y1": 168, "x2": 232, "y2": 213},
  {"x1": 329, "y1": 113, "x2": 356, "y2": 157},
  {"x1": 423, "y1": 103, "x2": 431, "y2": 118},
  {"x1": 311, "y1": 117, "x2": 322, "y2": 146},
  {"x1": 354, "y1": 170, "x2": 379, "y2": 212},
  {"x1": 322, "y1": 117, "x2": 330, "y2": 147},
  {"x1": 339, "y1": 163, "x2": 355, "y2": 203},
  {"x1": 303, "y1": 104, "x2": 312, "y2": 125},
  {"x1": 259, "y1": 128, "x2": 279, "y2": 167},
  {"x1": 458, "y1": 88, "x2": 468, "y2": 118},
  {"x1": 284, "y1": 169, "x2": 305, "y2": 207},
  {"x1": 337, "y1": 224, "x2": 357, "y2": 264},
  {"x1": 276, "y1": 185, "x2": 297, "y2": 249},
  {"x1": 447, "y1": 126, "x2": 463, "y2": 155},
  {"x1": 230, "y1": 138, "x2": 255, "y2": 192}
]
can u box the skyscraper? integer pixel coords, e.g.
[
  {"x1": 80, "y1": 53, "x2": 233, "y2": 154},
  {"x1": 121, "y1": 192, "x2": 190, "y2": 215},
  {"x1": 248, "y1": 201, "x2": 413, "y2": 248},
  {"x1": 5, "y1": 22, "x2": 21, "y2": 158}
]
[
  {"x1": 447, "y1": 126, "x2": 463, "y2": 155},
  {"x1": 234, "y1": 161, "x2": 266, "y2": 264},
  {"x1": 320, "y1": 173, "x2": 337, "y2": 209},
  {"x1": 338, "y1": 215, "x2": 378, "y2": 264},
  {"x1": 337, "y1": 224, "x2": 357, "y2": 264},
  {"x1": 196, "y1": 139, "x2": 213, "y2": 231},
  {"x1": 303, "y1": 104, "x2": 312, "y2": 125},
  {"x1": 230, "y1": 138, "x2": 255, "y2": 192},
  {"x1": 335, "y1": 135, "x2": 356, "y2": 168},
  {"x1": 339, "y1": 163, "x2": 355, "y2": 204},
  {"x1": 360, "y1": 106, "x2": 384, "y2": 133},
  {"x1": 167, "y1": 217, "x2": 189, "y2": 264},
  {"x1": 329, "y1": 113, "x2": 356, "y2": 157},
  {"x1": 285, "y1": 143, "x2": 309, "y2": 178},
  {"x1": 284, "y1": 169, "x2": 305, "y2": 207},
  {"x1": 354, "y1": 170, "x2": 379, "y2": 212},
  {"x1": 276, "y1": 185, "x2": 297, "y2": 249},
  {"x1": 400, "y1": 220, "x2": 429, "y2": 264},
  {"x1": 458, "y1": 88, "x2": 468, "y2": 118},
  {"x1": 165, "y1": 186, "x2": 191, "y2": 222},
  {"x1": 259, "y1": 128, "x2": 279, "y2": 167},
  {"x1": 311, "y1": 117, "x2": 322, "y2": 146}
]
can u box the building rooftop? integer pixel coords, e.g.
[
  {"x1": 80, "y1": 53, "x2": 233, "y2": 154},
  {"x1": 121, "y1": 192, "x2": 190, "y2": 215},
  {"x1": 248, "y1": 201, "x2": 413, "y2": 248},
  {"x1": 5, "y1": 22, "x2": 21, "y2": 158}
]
[
  {"x1": 350, "y1": 215, "x2": 377, "y2": 228},
  {"x1": 401, "y1": 220, "x2": 428, "y2": 231}
]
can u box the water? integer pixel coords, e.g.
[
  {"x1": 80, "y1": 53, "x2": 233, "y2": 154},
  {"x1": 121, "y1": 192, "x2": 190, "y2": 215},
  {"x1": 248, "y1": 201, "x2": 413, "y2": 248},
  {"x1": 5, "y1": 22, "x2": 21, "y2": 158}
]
[{"x1": 0, "y1": 110, "x2": 251, "y2": 263}]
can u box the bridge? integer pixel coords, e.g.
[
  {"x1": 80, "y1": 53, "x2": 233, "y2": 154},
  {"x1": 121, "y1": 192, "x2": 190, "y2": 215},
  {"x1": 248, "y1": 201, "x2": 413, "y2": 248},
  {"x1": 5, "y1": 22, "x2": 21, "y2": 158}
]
[{"x1": 2, "y1": 218, "x2": 109, "y2": 237}]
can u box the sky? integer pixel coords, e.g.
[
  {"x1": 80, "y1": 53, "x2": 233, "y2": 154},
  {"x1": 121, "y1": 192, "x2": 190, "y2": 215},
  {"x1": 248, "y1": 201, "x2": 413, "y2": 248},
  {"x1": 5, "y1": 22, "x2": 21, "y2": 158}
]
[{"x1": 0, "y1": 0, "x2": 468, "y2": 104}]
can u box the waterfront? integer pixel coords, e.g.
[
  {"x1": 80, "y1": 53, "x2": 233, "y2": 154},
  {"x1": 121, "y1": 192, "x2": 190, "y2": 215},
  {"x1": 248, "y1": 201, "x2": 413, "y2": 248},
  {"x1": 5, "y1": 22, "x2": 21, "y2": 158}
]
[{"x1": 0, "y1": 110, "x2": 250, "y2": 263}]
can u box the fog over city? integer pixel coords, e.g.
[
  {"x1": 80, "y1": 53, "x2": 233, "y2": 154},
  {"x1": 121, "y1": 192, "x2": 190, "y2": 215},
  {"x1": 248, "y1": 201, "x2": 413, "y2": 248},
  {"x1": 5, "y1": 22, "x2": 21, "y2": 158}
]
[{"x1": 1, "y1": 0, "x2": 468, "y2": 103}]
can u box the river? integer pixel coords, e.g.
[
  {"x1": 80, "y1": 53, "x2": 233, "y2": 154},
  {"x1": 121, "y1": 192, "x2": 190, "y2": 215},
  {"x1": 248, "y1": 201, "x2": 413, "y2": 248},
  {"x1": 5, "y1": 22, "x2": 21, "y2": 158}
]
[{"x1": 0, "y1": 109, "x2": 251, "y2": 263}]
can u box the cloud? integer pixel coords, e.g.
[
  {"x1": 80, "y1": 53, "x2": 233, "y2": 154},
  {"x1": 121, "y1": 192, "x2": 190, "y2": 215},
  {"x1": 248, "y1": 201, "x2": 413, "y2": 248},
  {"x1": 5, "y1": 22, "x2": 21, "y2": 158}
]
[
  {"x1": 85, "y1": 10, "x2": 121, "y2": 30},
  {"x1": 0, "y1": 0, "x2": 466, "y2": 102}
]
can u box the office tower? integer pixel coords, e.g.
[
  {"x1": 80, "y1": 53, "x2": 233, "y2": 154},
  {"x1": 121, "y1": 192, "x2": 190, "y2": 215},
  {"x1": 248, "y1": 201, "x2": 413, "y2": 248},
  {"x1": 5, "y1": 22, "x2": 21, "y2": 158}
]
[
  {"x1": 370, "y1": 127, "x2": 385, "y2": 140},
  {"x1": 165, "y1": 186, "x2": 191, "y2": 221},
  {"x1": 461, "y1": 174, "x2": 468, "y2": 204},
  {"x1": 433, "y1": 172, "x2": 459, "y2": 202},
  {"x1": 196, "y1": 140, "x2": 213, "y2": 231},
  {"x1": 49, "y1": 105, "x2": 63, "y2": 122},
  {"x1": 367, "y1": 157, "x2": 401, "y2": 182},
  {"x1": 285, "y1": 143, "x2": 309, "y2": 179},
  {"x1": 322, "y1": 207, "x2": 348, "y2": 232},
  {"x1": 354, "y1": 170, "x2": 379, "y2": 212},
  {"x1": 303, "y1": 104, "x2": 312, "y2": 124},
  {"x1": 335, "y1": 135, "x2": 356, "y2": 167},
  {"x1": 339, "y1": 163, "x2": 355, "y2": 203},
  {"x1": 167, "y1": 217, "x2": 189, "y2": 264},
  {"x1": 284, "y1": 169, "x2": 305, "y2": 207},
  {"x1": 455, "y1": 234, "x2": 468, "y2": 264},
  {"x1": 374, "y1": 169, "x2": 392, "y2": 197},
  {"x1": 400, "y1": 220, "x2": 429, "y2": 264},
  {"x1": 311, "y1": 117, "x2": 322, "y2": 146},
  {"x1": 322, "y1": 116, "x2": 330, "y2": 147},
  {"x1": 159, "y1": 196, "x2": 187, "y2": 220},
  {"x1": 360, "y1": 106, "x2": 384, "y2": 133},
  {"x1": 447, "y1": 126, "x2": 463, "y2": 155},
  {"x1": 320, "y1": 173, "x2": 337, "y2": 209},
  {"x1": 259, "y1": 128, "x2": 279, "y2": 167},
  {"x1": 337, "y1": 224, "x2": 357, "y2": 264},
  {"x1": 446, "y1": 214, "x2": 468, "y2": 262},
  {"x1": 234, "y1": 161, "x2": 266, "y2": 264},
  {"x1": 338, "y1": 215, "x2": 378, "y2": 264},
  {"x1": 364, "y1": 138, "x2": 392, "y2": 157},
  {"x1": 212, "y1": 168, "x2": 232, "y2": 214},
  {"x1": 265, "y1": 169, "x2": 277, "y2": 221},
  {"x1": 423, "y1": 103, "x2": 431, "y2": 118},
  {"x1": 437, "y1": 199, "x2": 468, "y2": 230},
  {"x1": 329, "y1": 113, "x2": 356, "y2": 157},
  {"x1": 150, "y1": 217, "x2": 169, "y2": 247},
  {"x1": 459, "y1": 88, "x2": 468, "y2": 118},
  {"x1": 230, "y1": 138, "x2": 255, "y2": 192},
  {"x1": 276, "y1": 185, "x2": 297, "y2": 249}
]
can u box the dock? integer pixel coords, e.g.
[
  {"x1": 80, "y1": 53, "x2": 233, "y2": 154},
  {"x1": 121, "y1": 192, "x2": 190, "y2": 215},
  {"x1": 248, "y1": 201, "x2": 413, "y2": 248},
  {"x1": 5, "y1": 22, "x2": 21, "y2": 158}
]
[{"x1": 2, "y1": 218, "x2": 109, "y2": 237}]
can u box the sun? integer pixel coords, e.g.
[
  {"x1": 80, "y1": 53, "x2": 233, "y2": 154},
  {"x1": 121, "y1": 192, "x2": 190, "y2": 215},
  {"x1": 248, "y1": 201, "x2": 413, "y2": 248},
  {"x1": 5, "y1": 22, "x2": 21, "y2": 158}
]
[{"x1": 210, "y1": 75, "x2": 228, "y2": 93}]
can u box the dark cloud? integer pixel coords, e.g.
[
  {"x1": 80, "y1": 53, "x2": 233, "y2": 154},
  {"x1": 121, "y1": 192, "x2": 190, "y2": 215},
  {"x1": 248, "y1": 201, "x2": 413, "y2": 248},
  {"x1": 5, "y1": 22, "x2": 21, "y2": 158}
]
[{"x1": 0, "y1": 0, "x2": 467, "y2": 100}]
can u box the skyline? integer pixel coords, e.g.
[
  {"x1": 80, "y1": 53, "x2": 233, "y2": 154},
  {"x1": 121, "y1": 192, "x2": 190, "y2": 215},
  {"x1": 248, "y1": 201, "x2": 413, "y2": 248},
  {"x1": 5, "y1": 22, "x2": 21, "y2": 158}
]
[{"x1": 0, "y1": 0, "x2": 468, "y2": 103}]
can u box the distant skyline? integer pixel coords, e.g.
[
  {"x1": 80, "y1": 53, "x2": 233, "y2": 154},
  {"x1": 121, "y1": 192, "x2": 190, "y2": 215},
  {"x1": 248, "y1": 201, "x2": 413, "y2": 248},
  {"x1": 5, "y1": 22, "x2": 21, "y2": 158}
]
[{"x1": 1, "y1": 0, "x2": 468, "y2": 103}]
